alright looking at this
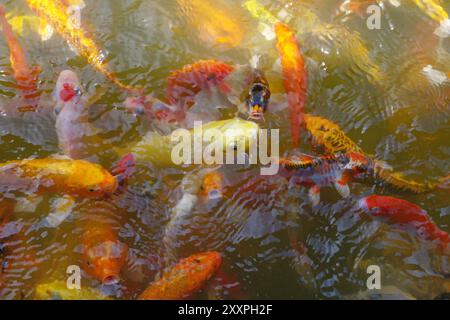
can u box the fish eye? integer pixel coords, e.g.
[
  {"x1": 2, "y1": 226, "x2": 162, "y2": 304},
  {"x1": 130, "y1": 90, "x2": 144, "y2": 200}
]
[{"x1": 88, "y1": 188, "x2": 95, "y2": 193}]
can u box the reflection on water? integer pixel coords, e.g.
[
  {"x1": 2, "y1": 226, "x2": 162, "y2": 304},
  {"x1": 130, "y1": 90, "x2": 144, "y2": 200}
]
[{"x1": 0, "y1": 0, "x2": 449, "y2": 299}]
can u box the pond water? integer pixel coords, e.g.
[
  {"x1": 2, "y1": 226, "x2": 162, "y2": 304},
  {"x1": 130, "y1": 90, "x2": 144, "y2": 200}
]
[{"x1": 0, "y1": 0, "x2": 449, "y2": 299}]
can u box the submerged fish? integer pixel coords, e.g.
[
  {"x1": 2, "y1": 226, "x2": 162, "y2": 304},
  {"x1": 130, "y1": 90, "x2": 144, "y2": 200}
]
[
  {"x1": 166, "y1": 60, "x2": 235, "y2": 110},
  {"x1": 35, "y1": 280, "x2": 110, "y2": 300},
  {"x1": 124, "y1": 94, "x2": 184, "y2": 124},
  {"x1": 359, "y1": 195, "x2": 450, "y2": 250},
  {"x1": 0, "y1": 5, "x2": 40, "y2": 112},
  {"x1": 275, "y1": 22, "x2": 308, "y2": 148},
  {"x1": 0, "y1": 158, "x2": 117, "y2": 198},
  {"x1": 26, "y1": 0, "x2": 135, "y2": 91},
  {"x1": 177, "y1": 0, "x2": 244, "y2": 47},
  {"x1": 82, "y1": 220, "x2": 128, "y2": 285},
  {"x1": 123, "y1": 118, "x2": 259, "y2": 167},
  {"x1": 138, "y1": 251, "x2": 222, "y2": 300},
  {"x1": 279, "y1": 152, "x2": 372, "y2": 205}
]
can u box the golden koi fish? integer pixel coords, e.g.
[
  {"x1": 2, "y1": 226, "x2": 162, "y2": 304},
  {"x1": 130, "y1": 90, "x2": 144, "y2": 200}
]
[
  {"x1": 26, "y1": 0, "x2": 135, "y2": 91},
  {"x1": 304, "y1": 114, "x2": 448, "y2": 193},
  {"x1": 0, "y1": 158, "x2": 117, "y2": 198},
  {"x1": 35, "y1": 280, "x2": 111, "y2": 300}
]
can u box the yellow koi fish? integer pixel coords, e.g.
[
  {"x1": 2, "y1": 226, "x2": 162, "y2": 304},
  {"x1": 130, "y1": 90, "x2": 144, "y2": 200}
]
[
  {"x1": 35, "y1": 280, "x2": 111, "y2": 300},
  {"x1": 0, "y1": 158, "x2": 117, "y2": 198},
  {"x1": 123, "y1": 118, "x2": 259, "y2": 167},
  {"x1": 26, "y1": 0, "x2": 135, "y2": 91},
  {"x1": 413, "y1": 0, "x2": 450, "y2": 37}
]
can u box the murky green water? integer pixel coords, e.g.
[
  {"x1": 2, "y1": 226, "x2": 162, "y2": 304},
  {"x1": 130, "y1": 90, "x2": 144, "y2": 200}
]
[{"x1": 0, "y1": 0, "x2": 449, "y2": 299}]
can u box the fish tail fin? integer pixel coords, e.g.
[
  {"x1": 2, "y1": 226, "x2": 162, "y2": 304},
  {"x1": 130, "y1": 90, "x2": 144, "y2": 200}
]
[{"x1": 111, "y1": 153, "x2": 136, "y2": 184}]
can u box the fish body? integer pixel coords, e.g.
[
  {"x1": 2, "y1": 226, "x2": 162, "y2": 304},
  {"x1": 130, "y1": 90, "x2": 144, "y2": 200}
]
[
  {"x1": 35, "y1": 280, "x2": 110, "y2": 300},
  {"x1": 0, "y1": 5, "x2": 40, "y2": 111},
  {"x1": 275, "y1": 22, "x2": 307, "y2": 148},
  {"x1": 304, "y1": 114, "x2": 363, "y2": 154},
  {"x1": 177, "y1": 0, "x2": 244, "y2": 47},
  {"x1": 279, "y1": 152, "x2": 372, "y2": 205},
  {"x1": 124, "y1": 118, "x2": 259, "y2": 167},
  {"x1": 138, "y1": 252, "x2": 222, "y2": 300},
  {"x1": 26, "y1": 0, "x2": 133, "y2": 90},
  {"x1": 166, "y1": 60, "x2": 235, "y2": 110},
  {"x1": 413, "y1": 0, "x2": 450, "y2": 37},
  {"x1": 0, "y1": 158, "x2": 117, "y2": 198},
  {"x1": 82, "y1": 221, "x2": 128, "y2": 285},
  {"x1": 359, "y1": 195, "x2": 450, "y2": 249}
]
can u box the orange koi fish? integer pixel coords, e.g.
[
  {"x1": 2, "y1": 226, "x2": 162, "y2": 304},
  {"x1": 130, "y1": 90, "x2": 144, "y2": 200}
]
[
  {"x1": 0, "y1": 158, "x2": 117, "y2": 198},
  {"x1": 0, "y1": 5, "x2": 40, "y2": 112},
  {"x1": 82, "y1": 219, "x2": 128, "y2": 285},
  {"x1": 166, "y1": 60, "x2": 235, "y2": 110},
  {"x1": 138, "y1": 252, "x2": 222, "y2": 300},
  {"x1": 26, "y1": 0, "x2": 135, "y2": 91},
  {"x1": 177, "y1": 0, "x2": 244, "y2": 47},
  {"x1": 360, "y1": 195, "x2": 450, "y2": 250},
  {"x1": 199, "y1": 171, "x2": 224, "y2": 201},
  {"x1": 275, "y1": 22, "x2": 308, "y2": 148}
]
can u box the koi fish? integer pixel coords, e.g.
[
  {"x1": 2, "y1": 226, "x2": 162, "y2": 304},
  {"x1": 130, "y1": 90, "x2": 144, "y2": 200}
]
[
  {"x1": 35, "y1": 280, "x2": 111, "y2": 300},
  {"x1": 166, "y1": 60, "x2": 235, "y2": 110},
  {"x1": 199, "y1": 170, "x2": 224, "y2": 201},
  {"x1": 82, "y1": 220, "x2": 128, "y2": 285},
  {"x1": 54, "y1": 69, "x2": 104, "y2": 159},
  {"x1": 245, "y1": 63, "x2": 271, "y2": 120},
  {"x1": 304, "y1": 114, "x2": 363, "y2": 154},
  {"x1": 304, "y1": 114, "x2": 448, "y2": 193},
  {"x1": 26, "y1": 0, "x2": 135, "y2": 91},
  {"x1": 275, "y1": 22, "x2": 308, "y2": 148},
  {"x1": 359, "y1": 195, "x2": 450, "y2": 250},
  {"x1": 0, "y1": 158, "x2": 117, "y2": 198},
  {"x1": 177, "y1": 0, "x2": 244, "y2": 47},
  {"x1": 279, "y1": 152, "x2": 372, "y2": 205},
  {"x1": 0, "y1": 5, "x2": 40, "y2": 112},
  {"x1": 138, "y1": 251, "x2": 222, "y2": 300},
  {"x1": 123, "y1": 118, "x2": 259, "y2": 167}
]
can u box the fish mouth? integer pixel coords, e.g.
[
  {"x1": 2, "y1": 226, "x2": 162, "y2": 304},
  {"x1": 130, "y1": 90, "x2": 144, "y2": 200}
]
[
  {"x1": 102, "y1": 274, "x2": 120, "y2": 285},
  {"x1": 208, "y1": 189, "x2": 223, "y2": 200}
]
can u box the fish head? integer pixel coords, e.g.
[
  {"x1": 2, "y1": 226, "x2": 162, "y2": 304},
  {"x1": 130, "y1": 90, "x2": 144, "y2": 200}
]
[
  {"x1": 342, "y1": 152, "x2": 372, "y2": 178},
  {"x1": 215, "y1": 118, "x2": 259, "y2": 153},
  {"x1": 359, "y1": 195, "x2": 427, "y2": 221},
  {"x1": 245, "y1": 81, "x2": 270, "y2": 120},
  {"x1": 83, "y1": 228, "x2": 128, "y2": 285},
  {"x1": 54, "y1": 70, "x2": 82, "y2": 113},
  {"x1": 200, "y1": 171, "x2": 224, "y2": 200},
  {"x1": 68, "y1": 161, "x2": 118, "y2": 198},
  {"x1": 182, "y1": 251, "x2": 223, "y2": 280}
]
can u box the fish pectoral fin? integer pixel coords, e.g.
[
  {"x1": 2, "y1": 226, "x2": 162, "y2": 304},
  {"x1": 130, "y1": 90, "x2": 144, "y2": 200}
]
[
  {"x1": 308, "y1": 186, "x2": 320, "y2": 206},
  {"x1": 334, "y1": 181, "x2": 350, "y2": 198}
]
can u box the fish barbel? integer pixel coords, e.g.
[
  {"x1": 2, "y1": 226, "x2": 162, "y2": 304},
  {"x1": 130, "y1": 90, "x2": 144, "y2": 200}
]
[
  {"x1": 138, "y1": 252, "x2": 222, "y2": 300},
  {"x1": 26, "y1": 0, "x2": 136, "y2": 91},
  {"x1": 0, "y1": 158, "x2": 117, "y2": 198}
]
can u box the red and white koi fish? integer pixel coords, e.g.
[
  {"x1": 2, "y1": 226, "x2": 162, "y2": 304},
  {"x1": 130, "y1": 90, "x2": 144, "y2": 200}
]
[
  {"x1": 53, "y1": 69, "x2": 103, "y2": 160},
  {"x1": 359, "y1": 195, "x2": 450, "y2": 251},
  {"x1": 275, "y1": 22, "x2": 308, "y2": 148},
  {"x1": 124, "y1": 95, "x2": 184, "y2": 124},
  {"x1": 279, "y1": 152, "x2": 372, "y2": 205},
  {"x1": 166, "y1": 60, "x2": 235, "y2": 110},
  {"x1": 0, "y1": 5, "x2": 40, "y2": 112}
]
